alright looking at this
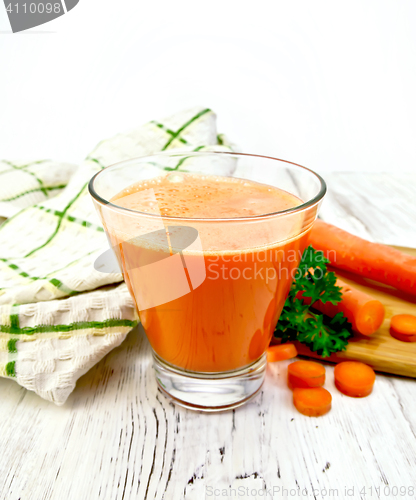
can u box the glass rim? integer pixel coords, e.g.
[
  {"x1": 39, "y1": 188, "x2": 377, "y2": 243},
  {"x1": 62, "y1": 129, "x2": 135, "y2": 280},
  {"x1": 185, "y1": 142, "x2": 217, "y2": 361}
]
[{"x1": 88, "y1": 151, "x2": 327, "y2": 222}]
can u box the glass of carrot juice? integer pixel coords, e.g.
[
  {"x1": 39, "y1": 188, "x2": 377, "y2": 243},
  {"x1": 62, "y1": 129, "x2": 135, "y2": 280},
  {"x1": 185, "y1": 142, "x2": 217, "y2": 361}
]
[{"x1": 89, "y1": 152, "x2": 326, "y2": 411}]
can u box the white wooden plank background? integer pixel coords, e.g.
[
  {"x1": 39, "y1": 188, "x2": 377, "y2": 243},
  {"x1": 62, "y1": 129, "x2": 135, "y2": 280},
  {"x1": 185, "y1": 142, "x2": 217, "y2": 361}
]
[{"x1": 0, "y1": 173, "x2": 416, "y2": 500}]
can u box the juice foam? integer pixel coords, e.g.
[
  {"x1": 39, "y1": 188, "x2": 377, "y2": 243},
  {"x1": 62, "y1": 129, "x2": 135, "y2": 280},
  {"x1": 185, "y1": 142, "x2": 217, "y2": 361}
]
[{"x1": 111, "y1": 173, "x2": 301, "y2": 219}]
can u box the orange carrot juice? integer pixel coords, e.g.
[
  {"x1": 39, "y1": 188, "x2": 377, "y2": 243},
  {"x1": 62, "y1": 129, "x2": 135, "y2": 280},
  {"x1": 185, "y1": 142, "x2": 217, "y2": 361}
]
[{"x1": 109, "y1": 174, "x2": 308, "y2": 373}]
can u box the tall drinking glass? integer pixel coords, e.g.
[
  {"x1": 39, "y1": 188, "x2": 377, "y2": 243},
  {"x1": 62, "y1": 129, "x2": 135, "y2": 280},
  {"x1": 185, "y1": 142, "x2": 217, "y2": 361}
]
[{"x1": 88, "y1": 152, "x2": 326, "y2": 411}]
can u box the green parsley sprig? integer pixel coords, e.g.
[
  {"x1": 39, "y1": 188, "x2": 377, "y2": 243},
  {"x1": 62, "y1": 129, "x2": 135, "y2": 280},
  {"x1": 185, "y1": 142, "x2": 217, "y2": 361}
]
[{"x1": 274, "y1": 245, "x2": 353, "y2": 357}]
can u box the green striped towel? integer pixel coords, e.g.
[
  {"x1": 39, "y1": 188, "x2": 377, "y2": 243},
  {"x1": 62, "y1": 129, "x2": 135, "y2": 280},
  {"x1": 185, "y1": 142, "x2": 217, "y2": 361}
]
[
  {"x1": 0, "y1": 160, "x2": 77, "y2": 216},
  {"x1": 0, "y1": 107, "x2": 234, "y2": 405}
]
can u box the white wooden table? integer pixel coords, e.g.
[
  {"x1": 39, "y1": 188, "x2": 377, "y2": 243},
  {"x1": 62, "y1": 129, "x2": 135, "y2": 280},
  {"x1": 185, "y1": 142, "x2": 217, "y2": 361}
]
[{"x1": 1, "y1": 173, "x2": 415, "y2": 500}]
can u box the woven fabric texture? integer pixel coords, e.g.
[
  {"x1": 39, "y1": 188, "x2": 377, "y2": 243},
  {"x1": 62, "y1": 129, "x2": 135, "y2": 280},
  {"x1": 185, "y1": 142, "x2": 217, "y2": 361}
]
[{"x1": 0, "y1": 107, "x2": 233, "y2": 404}]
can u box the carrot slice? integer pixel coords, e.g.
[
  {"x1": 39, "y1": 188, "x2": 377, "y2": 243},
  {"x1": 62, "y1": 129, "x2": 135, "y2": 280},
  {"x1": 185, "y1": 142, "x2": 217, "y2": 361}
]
[
  {"x1": 267, "y1": 343, "x2": 298, "y2": 362},
  {"x1": 390, "y1": 314, "x2": 416, "y2": 342},
  {"x1": 334, "y1": 361, "x2": 375, "y2": 397},
  {"x1": 298, "y1": 278, "x2": 385, "y2": 336},
  {"x1": 309, "y1": 220, "x2": 416, "y2": 296},
  {"x1": 287, "y1": 360, "x2": 325, "y2": 389},
  {"x1": 293, "y1": 387, "x2": 332, "y2": 417}
]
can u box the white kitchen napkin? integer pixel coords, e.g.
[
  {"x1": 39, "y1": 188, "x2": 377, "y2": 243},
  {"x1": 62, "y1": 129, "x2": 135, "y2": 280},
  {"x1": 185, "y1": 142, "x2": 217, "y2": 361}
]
[{"x1": 0, "y1": 107, "x2": 234, "y2": 404}]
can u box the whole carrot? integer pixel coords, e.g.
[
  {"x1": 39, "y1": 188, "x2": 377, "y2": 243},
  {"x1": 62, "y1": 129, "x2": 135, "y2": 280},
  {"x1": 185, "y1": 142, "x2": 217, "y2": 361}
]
[
  {"x1": 298, "y1": 278, "x2": 385, "y2": 336},
  {"x1": 309, "y1": 220, "x2": 416, "y2": 296}
]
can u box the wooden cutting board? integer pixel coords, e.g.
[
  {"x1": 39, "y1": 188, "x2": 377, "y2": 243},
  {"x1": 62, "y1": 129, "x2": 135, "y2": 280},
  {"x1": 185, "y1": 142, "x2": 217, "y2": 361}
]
[{"x1": 295, "y1": 245, "x2": 416, "y2": 378}]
